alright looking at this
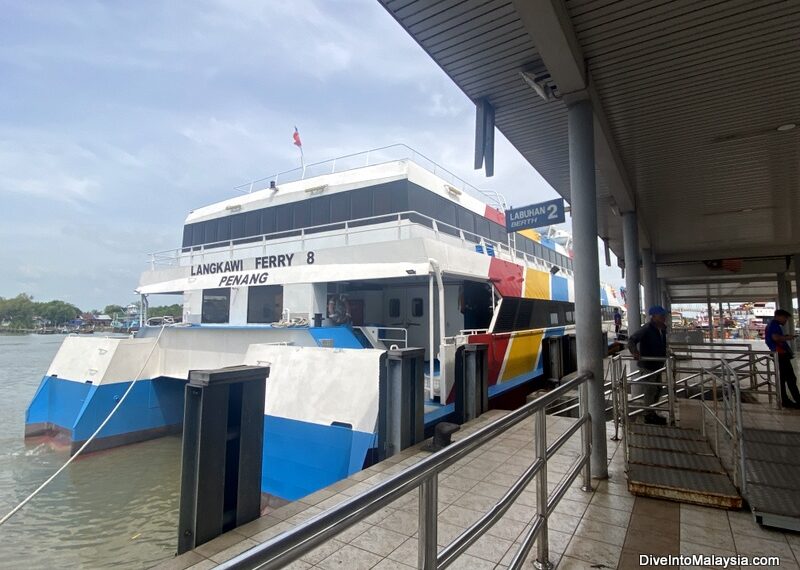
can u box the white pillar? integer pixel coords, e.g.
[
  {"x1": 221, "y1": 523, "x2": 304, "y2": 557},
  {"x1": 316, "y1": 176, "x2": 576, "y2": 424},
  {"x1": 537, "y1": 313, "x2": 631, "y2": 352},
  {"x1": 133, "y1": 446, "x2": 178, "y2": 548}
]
[
  {"x1": 622, "y1": 212, "x2": 641, "y2": 335},
  {"x1": 642, "y1": 248, "x2": 658, "y2": 311},
  {"x1": 778, "y1": 273, "x2": 793, "y2": 334},
  {"x1": 794, "y1": 254, "x2": 800, "y2": 325},
  {"x1": 568, "y1": 98, "x2": 607, "y2": 478},
  {"x1": 706, "y1": 292, "x2": 714, "y2": 342}
]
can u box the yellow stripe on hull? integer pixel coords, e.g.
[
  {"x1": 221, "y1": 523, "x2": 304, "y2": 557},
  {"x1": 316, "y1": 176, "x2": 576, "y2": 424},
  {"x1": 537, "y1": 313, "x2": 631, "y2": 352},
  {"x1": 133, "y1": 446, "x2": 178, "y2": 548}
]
[
  {"x1": 523, "y1": 268, "x2": 550, "y2": 299},
  {"x1": 500, "y1": 330, "x2": 544, "y2": 382}
]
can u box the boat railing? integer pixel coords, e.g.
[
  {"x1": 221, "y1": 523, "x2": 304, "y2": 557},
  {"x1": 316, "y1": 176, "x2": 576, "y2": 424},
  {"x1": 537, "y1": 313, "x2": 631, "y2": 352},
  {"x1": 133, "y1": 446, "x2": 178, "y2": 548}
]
[
  {"x1": 231, "y1": 143, "x2": 506, "y2": 210},
  {"x1": 148, "y1": 210, "x2": 569, "y2": 277},
  {"x1": 217, "y1": 372, "x2": 593, "y2": 570},
  {"x1": 373, "y1": 326, "x2": 408, "y2": 348}
]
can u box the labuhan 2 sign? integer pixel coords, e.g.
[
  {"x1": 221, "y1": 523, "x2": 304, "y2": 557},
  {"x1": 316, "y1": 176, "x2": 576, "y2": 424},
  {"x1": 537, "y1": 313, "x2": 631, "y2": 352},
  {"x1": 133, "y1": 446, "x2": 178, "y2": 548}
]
[{"x1": 505, "y1": 198, "x2": 565, "y2": 232}]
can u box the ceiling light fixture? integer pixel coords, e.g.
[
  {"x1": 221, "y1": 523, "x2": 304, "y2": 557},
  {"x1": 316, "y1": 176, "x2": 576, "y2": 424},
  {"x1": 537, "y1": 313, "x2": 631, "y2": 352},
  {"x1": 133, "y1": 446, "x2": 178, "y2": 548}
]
[
  {"x1": 777, "y1": 123, "x2": 796, "y2": 132},
  {"x1": 520, "y1": 71, "x2": 555, "y2": 102}
]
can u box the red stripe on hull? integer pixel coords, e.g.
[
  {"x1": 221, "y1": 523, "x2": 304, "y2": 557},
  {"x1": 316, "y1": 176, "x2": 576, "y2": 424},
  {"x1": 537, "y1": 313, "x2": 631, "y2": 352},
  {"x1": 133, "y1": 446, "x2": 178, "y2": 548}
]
[
  {"x1": 468, "y1": 333, "x2": 509, "y2": 388},
  {"x1": 488, "y1": 257, "x2": 523, "y2": 297},
  {"x1": 484, "y1": 205, "x2": 506, "y2": 226}
]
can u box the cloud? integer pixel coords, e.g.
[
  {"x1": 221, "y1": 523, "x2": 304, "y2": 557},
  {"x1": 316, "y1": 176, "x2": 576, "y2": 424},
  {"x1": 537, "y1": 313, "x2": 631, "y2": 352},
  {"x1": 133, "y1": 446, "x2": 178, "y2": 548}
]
[{"x1": 0, "y1": 0, "x2": 622, "y2": 309}]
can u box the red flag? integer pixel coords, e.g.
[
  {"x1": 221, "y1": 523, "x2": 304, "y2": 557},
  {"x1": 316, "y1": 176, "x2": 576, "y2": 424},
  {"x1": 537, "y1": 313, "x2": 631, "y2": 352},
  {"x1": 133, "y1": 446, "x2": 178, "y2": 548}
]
[{"x1": 293, "y1": 127, "x2": 302, "y2": 148}]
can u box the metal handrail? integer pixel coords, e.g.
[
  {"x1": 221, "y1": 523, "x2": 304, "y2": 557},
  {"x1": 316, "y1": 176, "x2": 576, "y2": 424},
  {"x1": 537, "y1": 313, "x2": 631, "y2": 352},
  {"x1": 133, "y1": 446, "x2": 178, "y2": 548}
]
[
  {"x1": 372, "y1": 326, "x2": 408, "y2": 348},
  {"x1": 218, "y1": 372, "x2": 593, "y2": 570},
  {"x1": 230, "y1": 144, "x2": 507, "y2": 210},
  {"x1": 147, "y1": 209, "x2": 572, "y2": 276}
]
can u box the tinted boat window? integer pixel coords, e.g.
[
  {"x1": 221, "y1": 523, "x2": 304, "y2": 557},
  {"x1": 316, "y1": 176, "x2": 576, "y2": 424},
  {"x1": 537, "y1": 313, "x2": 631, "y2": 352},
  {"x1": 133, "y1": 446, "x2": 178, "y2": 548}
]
[
  {"x1": 438, "y1": 197, "x2": 457, "y2": 228},
  {"x1": 331, "y1": 192, "x2": 350, "y2": 223},
  {"x1": 261, "y1": 207, "x2": 276, "y2": 235},
  {"x1": 276, "y1": 204, "x2": 292, "y2": 231},
  {"x1": 490, "y1": 222, "x2": 506, "y2": 245},
  {"x1": 245, "y1": 210, "x2": 261, "y2": 237},
  {"x1": 201, "y1": 288, "x2": 230, "y2": 324},
  {"x1": 230, "y1": 213, "x2": 245, "y2": 240},
  {"x1": 411, "y1": 298, "x2": 423, "y2": 317},
  {"x1": 391, "y1": 184, "x2": 408, "y2": 213},
  {"x1": 458, "y1": 208, "x2": 476, "y2": 240},
  {"x1": 351, "y1": 187, "x2": 373, "y2": 220},
  {"x1": 204, "y1": 220, "x2": 217, "y2": 244},
  {"x1": 247, "y1": 285, "x2": 283, "y2": 324},
  {"x1": 312, "y1": 196, "x2": 331, "y2": 226},
  {"x1": 217, "y1": 216, "x2": 231, "y2": 242},
  {"x1": 192, "y1": 223, "x2": 204, "y2": 246},
  {"x1": 182, "y1": 225, "x2": 192, "y2": 248},
  {"x1": 374, "y1": 186, "x2": 392, "y2": 215},
  {"x1": 475, "y1": 216, "x2": 490, "y2": 239},
  {"x1": 293, "y1": 201, "x2": 311, "y2": 229}
]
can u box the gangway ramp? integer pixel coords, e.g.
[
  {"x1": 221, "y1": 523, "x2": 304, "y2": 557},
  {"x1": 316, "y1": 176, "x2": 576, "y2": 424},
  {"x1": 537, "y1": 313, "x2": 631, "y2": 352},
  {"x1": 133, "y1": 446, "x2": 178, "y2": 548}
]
[
  {"x1": 626, "y1": 423, "x2": 741, "y2": 509},
  {"x1": 742, "y1": 428, "x2": 800, "y2": 531}
]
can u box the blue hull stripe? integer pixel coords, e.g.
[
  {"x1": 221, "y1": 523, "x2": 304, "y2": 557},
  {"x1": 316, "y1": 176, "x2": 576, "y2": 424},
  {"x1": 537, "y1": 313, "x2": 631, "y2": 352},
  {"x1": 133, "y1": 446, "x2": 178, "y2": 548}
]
[
  {"x1": 262, "y1": 416, "x2": 375, "y2": 501},
  {"x1": 309, "y1": 327, "x2": 363, "y2": 348},
  {"x1": 26, "y1": 376, "x2": 185, "y2": 441},
  {"x1": 25, "y1": 376, "x2": 377, "y2": 502}
]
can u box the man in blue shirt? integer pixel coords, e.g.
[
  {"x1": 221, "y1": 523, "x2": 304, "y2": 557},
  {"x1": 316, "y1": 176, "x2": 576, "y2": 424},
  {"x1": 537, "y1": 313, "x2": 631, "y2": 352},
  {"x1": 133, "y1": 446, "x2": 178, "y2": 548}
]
[{"x1": 766, "y1": 309, "x2": 800, "y2": 408}]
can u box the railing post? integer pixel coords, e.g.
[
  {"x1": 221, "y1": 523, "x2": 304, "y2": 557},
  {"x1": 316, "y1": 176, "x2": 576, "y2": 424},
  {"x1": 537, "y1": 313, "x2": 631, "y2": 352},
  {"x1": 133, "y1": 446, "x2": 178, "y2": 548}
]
[
  {"x1": 534, "y1": 409, "x2": 552, "y2": 570},
  {"x1": 580, "y1": 380, "x2": 592, "y2": 491},
  {"x1": 700, "y1": 370, "x2": 707, "y2": 439},
  {"x1": 772, "y1": 353, "x2": 782, "y2": 410},
  {"x1": 666, "y1": 356, "x2": 676, "y2": 426},
  {"x1": 418, "y1": 474, "x2": 438, "y2": 570},
  {"x1": 611, "y1": 357, "x2": 621, "y2": 442}
]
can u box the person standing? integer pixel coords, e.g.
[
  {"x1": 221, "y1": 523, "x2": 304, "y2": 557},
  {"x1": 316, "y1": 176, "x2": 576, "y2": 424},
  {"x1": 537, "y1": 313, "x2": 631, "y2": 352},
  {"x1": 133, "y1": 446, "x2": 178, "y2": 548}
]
[
  {"x1": 627, "y1": 306, "x2": 668, "y2": 424},
  {"x1": 614, "y1": 308, "x2": 622, "y2": 336},
  {"x1": 765, "y1": 309, "x2": 800, "y2": 409}
]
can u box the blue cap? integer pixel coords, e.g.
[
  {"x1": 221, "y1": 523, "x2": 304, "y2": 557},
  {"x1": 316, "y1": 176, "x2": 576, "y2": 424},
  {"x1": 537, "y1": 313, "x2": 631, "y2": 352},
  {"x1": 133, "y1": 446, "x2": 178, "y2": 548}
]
[{"x1": 648, "y1": 305, "x2": 667, "y2": 316}]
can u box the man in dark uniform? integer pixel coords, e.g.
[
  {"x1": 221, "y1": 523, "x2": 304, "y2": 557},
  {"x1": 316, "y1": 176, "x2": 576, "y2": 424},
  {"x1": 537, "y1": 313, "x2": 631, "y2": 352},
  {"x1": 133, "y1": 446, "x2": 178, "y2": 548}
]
[
  {"x1": 765, "y1": 309, "x2": 800, "y2": 408},
  {"x1": 627, "y1": 306, "x2": 668, "y2": 424}
]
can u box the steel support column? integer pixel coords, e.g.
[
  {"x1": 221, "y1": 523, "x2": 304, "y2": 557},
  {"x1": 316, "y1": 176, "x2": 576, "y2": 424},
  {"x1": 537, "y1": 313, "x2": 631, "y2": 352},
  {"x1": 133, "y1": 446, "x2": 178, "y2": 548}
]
[
  {"x1": 778, "y1": 273, "x2": 793, "y2": 334},
  {"x1": 622, "y1": 212, "x2": 641, "y2": 335},
  {"x1": 568, "y1": 98, "x2": 607, "y2": 478},
  {"x1": 718, "y1": 302, "x2": 725, "y2": 341},
  {"x1": 642, "y1": 248, "x2": 657, "y2": 311},
  {"x1": 794, "y1": 254, "x2": 800, "y2": 323}
]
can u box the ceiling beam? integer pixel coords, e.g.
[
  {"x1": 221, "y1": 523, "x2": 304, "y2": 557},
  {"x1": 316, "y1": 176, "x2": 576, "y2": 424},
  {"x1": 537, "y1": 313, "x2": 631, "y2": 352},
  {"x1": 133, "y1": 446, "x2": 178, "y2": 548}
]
[
  {"x1": 511, "y1": 0, "x2": 643, "y2": 248},
  {"x1": 657, "y1": 258, "x2": 790, "y2": 279}
]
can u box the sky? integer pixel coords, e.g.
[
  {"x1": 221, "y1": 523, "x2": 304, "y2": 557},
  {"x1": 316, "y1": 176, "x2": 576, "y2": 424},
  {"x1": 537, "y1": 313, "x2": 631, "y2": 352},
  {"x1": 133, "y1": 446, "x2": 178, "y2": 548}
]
[{"x1": 0, "y1": 0, "x2": 623, "y2": 310}]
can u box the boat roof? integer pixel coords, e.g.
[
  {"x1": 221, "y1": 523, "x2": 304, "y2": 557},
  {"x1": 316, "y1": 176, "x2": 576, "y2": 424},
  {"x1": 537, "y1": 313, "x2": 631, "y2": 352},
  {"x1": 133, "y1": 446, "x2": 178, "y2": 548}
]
[{"x1": 186, "y1": 146, "x2": 507, "y2": 226}]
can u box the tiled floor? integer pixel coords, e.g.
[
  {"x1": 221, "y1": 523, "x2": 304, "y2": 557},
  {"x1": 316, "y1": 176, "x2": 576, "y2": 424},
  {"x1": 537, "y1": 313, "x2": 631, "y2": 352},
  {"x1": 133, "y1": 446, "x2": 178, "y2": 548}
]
[{"x1": 154, "y1": 410, "x2": 800, "y2": 570}]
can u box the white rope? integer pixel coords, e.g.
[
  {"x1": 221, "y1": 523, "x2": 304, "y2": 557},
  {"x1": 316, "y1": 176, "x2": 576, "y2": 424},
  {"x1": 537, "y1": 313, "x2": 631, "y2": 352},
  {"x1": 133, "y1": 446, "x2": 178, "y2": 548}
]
[{"x1": 0, "y1": 325, "x2": 167, "y2": 527}]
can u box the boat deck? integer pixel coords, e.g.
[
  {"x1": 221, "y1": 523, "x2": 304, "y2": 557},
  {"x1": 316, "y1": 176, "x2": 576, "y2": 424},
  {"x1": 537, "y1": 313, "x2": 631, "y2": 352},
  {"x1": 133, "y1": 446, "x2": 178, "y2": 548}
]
[{"x1": 154, "y1": 411, "x2": 800, "y2": 570}]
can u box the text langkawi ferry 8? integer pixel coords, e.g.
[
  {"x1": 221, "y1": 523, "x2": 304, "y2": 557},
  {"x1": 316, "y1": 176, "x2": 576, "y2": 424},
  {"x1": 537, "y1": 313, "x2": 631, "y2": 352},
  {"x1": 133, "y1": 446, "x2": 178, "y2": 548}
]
[{"x1": 25, "y1": 145, "x2": 623, "y2": 501}]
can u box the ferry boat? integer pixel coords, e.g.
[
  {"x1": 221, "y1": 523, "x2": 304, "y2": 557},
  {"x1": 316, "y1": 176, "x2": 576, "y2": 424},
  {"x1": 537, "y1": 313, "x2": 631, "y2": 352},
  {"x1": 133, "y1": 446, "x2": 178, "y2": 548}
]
[{"x1": 25, "y1": 146, "x2": 623, "y2": 501}]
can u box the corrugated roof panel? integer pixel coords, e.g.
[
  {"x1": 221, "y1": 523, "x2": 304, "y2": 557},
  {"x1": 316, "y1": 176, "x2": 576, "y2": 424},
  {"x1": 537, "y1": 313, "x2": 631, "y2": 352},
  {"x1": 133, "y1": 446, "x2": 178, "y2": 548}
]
[{"x1": 381, "y1": 0, "x2": 800, "y2": 261}]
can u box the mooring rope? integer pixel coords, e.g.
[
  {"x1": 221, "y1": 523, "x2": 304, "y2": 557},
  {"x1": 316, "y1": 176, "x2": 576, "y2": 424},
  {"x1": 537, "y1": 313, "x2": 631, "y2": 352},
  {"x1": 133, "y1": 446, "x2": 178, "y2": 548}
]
[{"x1": 0, "y1": 325, "x2": 167, "y2": 527}]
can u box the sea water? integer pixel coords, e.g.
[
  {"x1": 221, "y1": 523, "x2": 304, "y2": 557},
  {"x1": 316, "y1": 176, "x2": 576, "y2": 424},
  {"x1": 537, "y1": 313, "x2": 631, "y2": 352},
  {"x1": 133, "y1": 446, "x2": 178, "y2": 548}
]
[{"x1": 0, "y1": 334, "x2": 180, "y2": 569}]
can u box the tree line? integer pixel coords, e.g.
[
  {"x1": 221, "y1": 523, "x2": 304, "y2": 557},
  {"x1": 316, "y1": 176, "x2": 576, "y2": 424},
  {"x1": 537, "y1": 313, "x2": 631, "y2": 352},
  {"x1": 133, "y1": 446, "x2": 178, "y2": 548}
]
[{"x1": 0, "y1": 293, "x2": 182, "y2": 328}]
